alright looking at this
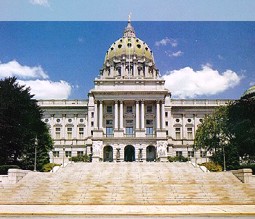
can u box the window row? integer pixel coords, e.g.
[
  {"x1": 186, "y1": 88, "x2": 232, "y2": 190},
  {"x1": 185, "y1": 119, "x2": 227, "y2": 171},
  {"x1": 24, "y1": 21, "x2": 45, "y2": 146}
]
[
  {"x1": 55, "y1": 127, "x2": 84, "y2": 139},
  {"x1": 175, "y1": 127, "x2": 193, "y2": 140},
  {"x1": 53, "y1": 151, "x2": 84, "y2": 158},
  {"x1": 175, "y1": 151, "x2": 207, "y2": 158}
]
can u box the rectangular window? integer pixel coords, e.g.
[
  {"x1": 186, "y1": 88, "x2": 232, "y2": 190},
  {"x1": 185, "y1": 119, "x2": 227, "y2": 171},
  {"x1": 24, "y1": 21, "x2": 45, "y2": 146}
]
[
  {"x1": 146, "y1": 127, "x2": 153, "y2": 136},
  {"x1": 67, "y1": 127, "x2": 72, "y2": 139},
  {"x1": 106, "y1": 127, "x2": 113, "y2": 136},
  {"x1": 91, "y1": 121, "x2": 94, "y2": 127},
  {"x1": 55, "y1": 127, "x2": 61, "y2": 139},
  {"x1": 187, "y1": 127, "x2": 193, "y2": 139},
  {"x1": 126, "y1": 127, "x2": 133, "y2": 136},
  {"x1": 126, "y1": 106, "x2": 133, "y2": 113},
  {"x1": 146, "y1": 120, "x2": 153, "y2": 125},
  {"x1": 79, "y1": 127, "x2": 84, "y2": 138},
  {"x1": 106, "y1": 105, "x2": 113, "y2": 113},
  {"x1": 65, "y1": 151, "x2": 72, "y2": 157},
  {"x1": 126, "y1": 120, "x2": 133, "y2": 125},
  {"x1": 165, "y1": 112, "x2": 168, "y2": 117},
  {"x1": 77, "y1": 151, "x2": 84, "y2": 157},
  {"x1": 106, "y1": 120, "x2": 113, "y2": 126},
  {"x1": 165, "y1": 121, "x2": 168, "y2": 126},
  {"x1": 146, "y1": 105, "x2": 153, "y2": 113},
  {"x1": 175, "y1": 128, "x2": 181, "y2": 140},
  {"x1": 200, "y1": 151, "x2": 207, "y2": 158},
  {"x1": 188, "y1": 151, "x2": 194, "y2": 158},
  {"x1": 166, "y1": 130, "x2": 169, "y2": 136},
  {"x1": 53, "y1": 151, "x2": 59, "y2": 157},
  {"x1": 91, "y1": 112, "x2": 94, "y2": 118},
  {"x1": 176, "y1": 151, "x2": 182, "y2": 157}
]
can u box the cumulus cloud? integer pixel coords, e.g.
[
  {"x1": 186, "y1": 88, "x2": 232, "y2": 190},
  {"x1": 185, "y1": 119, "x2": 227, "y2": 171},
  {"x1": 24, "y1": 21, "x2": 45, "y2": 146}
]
[
  {"x1": 18, "y1": 80, "x2": 71, "y2": 99},
  {"x1": 30, "y1": 0, "x2": 50, "y2": 7},
  {"x1": 155, "y1": 37, "x2": 177, "y2": 47},
  {"x1": 249, "y1": 81, "x2": 255, "y2": 86},
  {"x1": 0, "y1": 60, "x2": 72, "y2": 99},
  {"x1": 0, "y1": 60, "x2": 48, "y2": 79},
  {"x1": 163, "y1": 65, "x2": 242, "y2": 98},
  {"x1": 165, "y1": 50, "x2": 183, "y2": 57}
]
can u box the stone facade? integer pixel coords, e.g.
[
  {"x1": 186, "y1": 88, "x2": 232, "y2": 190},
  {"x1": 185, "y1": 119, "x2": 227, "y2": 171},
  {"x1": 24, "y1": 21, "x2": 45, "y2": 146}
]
[{"x1": 38, "y1": 21, "x2": 230, "y2": 164}]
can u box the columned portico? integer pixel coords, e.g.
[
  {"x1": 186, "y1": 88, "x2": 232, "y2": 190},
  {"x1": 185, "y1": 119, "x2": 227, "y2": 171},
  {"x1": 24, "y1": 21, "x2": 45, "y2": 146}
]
[
  {"x1": 94, "y1": 101, "x2": 98, "y2": 129},
  {"x1": 161, "y1": 101, "x2": 165, "y2": 129},
  {"x1": 114, "y1": 101, "x2": 118, "y2": 130},
  {"x1": 156, "y1": 100, "x2": 160, "y2": 129},
  {"x1": 136, "y1": 100, "x2": 140, "y2": 129},
  {"x1": 141, "y1": 101, "x2": 145, "y2": 129},
  {"x1": 120, "y1": 101, "x2": 124, "y2": 129}
]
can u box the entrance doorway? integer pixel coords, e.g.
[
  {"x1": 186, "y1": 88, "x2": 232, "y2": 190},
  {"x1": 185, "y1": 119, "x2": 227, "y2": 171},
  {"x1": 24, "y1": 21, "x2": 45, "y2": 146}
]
[
  {"x1": 103, "y1": 145, "x2": 113, "y2": 162},
  {"x1": 124, "y1": 145, "x2": 135, "y2": 162},
  {"x1": 146, "y1": 145, "x2": 156, "y2": 161}
]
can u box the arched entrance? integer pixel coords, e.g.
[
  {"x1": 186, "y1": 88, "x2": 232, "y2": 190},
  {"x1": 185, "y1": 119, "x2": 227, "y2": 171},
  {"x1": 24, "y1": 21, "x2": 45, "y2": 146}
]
[
  {"x1": 146, "y1": 145, "x2": 156, "y2": 161},
  {"x1": 124, "y1": 145, "x2": 135, "y2": 162},
  {"x1": 103, "y1": 145, "x2": 113, "y2": 162}
]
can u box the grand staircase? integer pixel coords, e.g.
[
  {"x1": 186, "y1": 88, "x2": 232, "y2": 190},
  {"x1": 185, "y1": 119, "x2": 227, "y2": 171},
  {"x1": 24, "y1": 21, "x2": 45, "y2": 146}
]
[{"x1": 0, "y1": 162, "x2": 255, "y2": 205}]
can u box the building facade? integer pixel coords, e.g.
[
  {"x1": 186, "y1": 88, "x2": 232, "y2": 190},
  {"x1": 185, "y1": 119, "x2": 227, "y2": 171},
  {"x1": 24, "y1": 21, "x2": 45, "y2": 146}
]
[{"x1": 38, "y1": 20, "x2": 230, "y2": 164}]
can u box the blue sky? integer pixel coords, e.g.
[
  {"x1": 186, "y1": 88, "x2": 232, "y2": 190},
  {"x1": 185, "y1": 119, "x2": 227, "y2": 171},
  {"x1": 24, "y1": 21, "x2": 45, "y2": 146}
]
[{"x1": 0, "y1": 1, "x2": 254, "y2": 100}]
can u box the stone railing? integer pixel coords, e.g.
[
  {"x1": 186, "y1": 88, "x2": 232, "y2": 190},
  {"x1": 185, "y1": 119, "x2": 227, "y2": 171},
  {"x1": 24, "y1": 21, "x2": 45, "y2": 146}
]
[
  {"x1": 0, "y1": 169, "x2": 31, "y2": 184},
  {"x1": 231, "y1": 168, "x2": 253, "y2": 183}
]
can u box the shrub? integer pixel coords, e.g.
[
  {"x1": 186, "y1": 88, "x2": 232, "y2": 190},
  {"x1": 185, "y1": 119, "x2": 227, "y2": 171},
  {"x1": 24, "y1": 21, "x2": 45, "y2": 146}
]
[
  {"x1": 41, "y1": 163, "x2": 61, "y2": 172},
  {"x1": 0, "y1": 165, "x2": 20, "y2": 175},
  {"x1": 200, "y1": 162, "x2": 222, "y2": 172},
  {"x1": 69, "y1": 155, "x2": 90, "y2": 162},
  {"x1": 167, "y1": 156, "x2": 188, "y2": 162}
]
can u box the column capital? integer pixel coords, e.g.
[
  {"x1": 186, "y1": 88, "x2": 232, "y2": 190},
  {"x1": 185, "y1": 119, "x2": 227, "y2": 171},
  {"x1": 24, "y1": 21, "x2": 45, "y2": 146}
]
[{"x1": 115, "y1": 100, "x2": 119, "y2": 104}]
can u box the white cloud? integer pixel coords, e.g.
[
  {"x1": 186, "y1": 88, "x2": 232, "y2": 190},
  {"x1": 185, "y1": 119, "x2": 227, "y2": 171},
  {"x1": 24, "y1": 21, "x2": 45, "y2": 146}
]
[
  {"x1": 30, "y1": 0, "x2": 49, "y2": 7},
  {"x1": 18, "y1": 79, "x2": 71, "y2": 99},
  {"x1": 155, "y1": 37, "x2": 177, "y2": 47},
  {"x1": 163, "y1": 65, "x2": 242, "y2": 98},
  {"x1": 165, "y1": 50, "x2": 183, "y2": 57},
  {"x1": 0, "y1": 60, "x2": 72, "y2": 99},
  {"x1": 249, "y1": 81, "x2": 255, "y2": 86},
  {"x1": 0, "y1": 60, "x2": 48, "y2": 79}
]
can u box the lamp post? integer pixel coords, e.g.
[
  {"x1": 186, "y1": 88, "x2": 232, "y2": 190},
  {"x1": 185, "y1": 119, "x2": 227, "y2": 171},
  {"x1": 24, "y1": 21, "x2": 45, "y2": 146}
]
[
  {"x1": 34, "y1": 137, "x2": 38, "y2": 172},
  {"x1": 70, "y1": 143, "x2": 73, "y2": 163},
  {"x1": 222, "y1": 143, "x2": 226, "y2": 172},
  {"x1": 62, "y1": 146, "x2": 65, "y2": 167},
  {"x1": 186, "y1": 144, "x2": 189, "y2": 162}
]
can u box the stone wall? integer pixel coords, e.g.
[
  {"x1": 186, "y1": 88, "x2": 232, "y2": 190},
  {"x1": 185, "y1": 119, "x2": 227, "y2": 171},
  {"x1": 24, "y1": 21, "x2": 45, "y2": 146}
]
[
  {"x1": 0, "y1": 169, "x2": 30, "y2": 184},
  {"x1": 231, "y1": 168, "x2": 253, "y2": 183}
]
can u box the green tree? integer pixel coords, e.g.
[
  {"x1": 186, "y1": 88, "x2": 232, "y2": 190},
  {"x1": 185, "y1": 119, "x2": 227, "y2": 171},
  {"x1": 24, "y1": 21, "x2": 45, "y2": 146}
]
[
  {"x1": 194, "y1": 106, "x2": 239, "y2": 170},
  {"x1": 0, "y1": 77, "x2": 53, "y2": 170},
  {"x1": 228, "y1": 96, "x2": 255, "y2": 161}
]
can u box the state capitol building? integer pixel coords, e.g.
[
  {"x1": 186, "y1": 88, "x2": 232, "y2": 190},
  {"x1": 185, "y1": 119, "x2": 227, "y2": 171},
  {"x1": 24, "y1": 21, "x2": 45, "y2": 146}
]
[{"x1": 38, "y1": 20, "x2": 229, "y2": 164}]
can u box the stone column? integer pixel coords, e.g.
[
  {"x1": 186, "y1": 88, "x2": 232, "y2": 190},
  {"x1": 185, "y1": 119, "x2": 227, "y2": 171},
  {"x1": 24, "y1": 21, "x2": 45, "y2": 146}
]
[
  {"x1": 99, "y1": 101, "x2": 103, "y2": 129},
  {"x1": 136, "y1": 100, "x2": 140, "y2": 129},
  {"x1": 141, "y1": 101, "x2": 145, "y2": 129},
  {"x1": 156, "y1": 101, "x2": 160, "y2": 129},
  {"x1": 94, "y1": 101, "x2": 98, "y2": 129},
  {"x1": 115, "y1": 100, "x2": 118, "y2": 130},
  {"x1": 161, "y1": 101, "x2": 165, "y2": 129},
  {"x1": 119, "y1": 101, "x2": 124, "y2": 129}
]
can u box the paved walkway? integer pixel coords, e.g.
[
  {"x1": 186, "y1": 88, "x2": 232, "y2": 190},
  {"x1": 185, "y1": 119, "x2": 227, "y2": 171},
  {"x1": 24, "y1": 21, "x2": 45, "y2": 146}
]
[{"x1": 0, "y1": 205, "x2": 255, "y2": 216}]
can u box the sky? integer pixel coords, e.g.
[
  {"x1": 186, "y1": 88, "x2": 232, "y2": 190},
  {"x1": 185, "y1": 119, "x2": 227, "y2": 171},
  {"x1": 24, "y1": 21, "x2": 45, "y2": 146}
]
[{"x1": 0, "y1": 0, "x2": 254, "y2": 100}]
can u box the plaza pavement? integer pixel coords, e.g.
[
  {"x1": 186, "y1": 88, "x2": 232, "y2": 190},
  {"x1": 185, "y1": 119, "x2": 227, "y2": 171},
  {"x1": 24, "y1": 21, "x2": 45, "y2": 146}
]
[{"x1": 0, "y1": 205, "x2": 255, "y2": 216}]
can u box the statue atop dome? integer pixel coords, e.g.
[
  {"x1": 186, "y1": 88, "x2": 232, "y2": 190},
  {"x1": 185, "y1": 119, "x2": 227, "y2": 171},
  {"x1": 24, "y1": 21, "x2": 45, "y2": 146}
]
[{"x1": 123, "y1": 13, "x2": 136, "y2": 38}]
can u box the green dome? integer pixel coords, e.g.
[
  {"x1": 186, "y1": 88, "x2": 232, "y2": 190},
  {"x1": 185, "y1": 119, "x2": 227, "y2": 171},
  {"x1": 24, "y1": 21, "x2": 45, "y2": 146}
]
[
  {"x1": 104, "y1": 37, "x2": 154, "y2": 63},
  {"x1": 104, "y1": 20, "x2": 154, "y2": 65},
  {"x1": 241, "y1": 85, "x2": 255, "y2": 99}
]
